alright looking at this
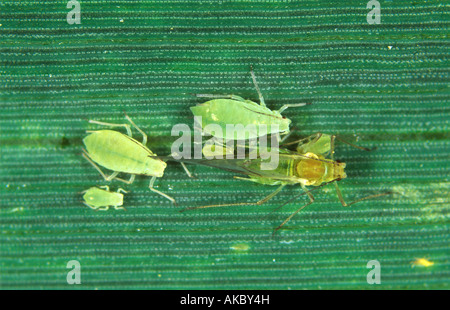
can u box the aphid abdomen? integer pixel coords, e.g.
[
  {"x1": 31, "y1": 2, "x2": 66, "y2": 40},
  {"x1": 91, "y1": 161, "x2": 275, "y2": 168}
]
[
  {"x1": 191, "y1": 99, "x2": 290, "y2": 140},
  {"x1": 83, "y1": 187, "x2": 123, "y2": 208},
  {"x1": 83, "y1": 130, "x2": 154, "y2": 175}
]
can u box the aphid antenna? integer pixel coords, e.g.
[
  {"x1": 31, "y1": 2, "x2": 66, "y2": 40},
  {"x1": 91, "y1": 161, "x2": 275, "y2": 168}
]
[
  {"x1": 249, "y1": 64, "x2": 266, "y2": 107},
  {"x1": 81, "y1": 201, "x2": 104, "y2": 211},
  {"x1": 335, "y1": 183, "x2": 394, "y2": 207},
  {"x1": 334, "y1": 136, "x2": 376, "y2": 152}
]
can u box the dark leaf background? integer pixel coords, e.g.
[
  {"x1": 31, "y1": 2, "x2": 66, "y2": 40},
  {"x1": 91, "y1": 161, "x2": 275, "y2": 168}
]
[{"x1": 1, "y1": 0, "x2": 448, "y2": 289}]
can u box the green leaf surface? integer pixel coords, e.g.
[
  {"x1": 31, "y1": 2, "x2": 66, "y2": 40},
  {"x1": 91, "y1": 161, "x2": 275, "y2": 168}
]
[{"x1": 1, "y1": 0, "x2": 448, "y2": 289}]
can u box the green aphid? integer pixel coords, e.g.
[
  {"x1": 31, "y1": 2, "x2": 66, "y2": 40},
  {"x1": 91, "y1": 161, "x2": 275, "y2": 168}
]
[
  {"x1": 82, "y1": 186, "x2": 127, "y2": 211},
  {"x1": 82, "y1": 114, "x2": 174, "y2": 203},
  {"x1": 190, "y1": 67, "x2": 309, "y2": 141}
]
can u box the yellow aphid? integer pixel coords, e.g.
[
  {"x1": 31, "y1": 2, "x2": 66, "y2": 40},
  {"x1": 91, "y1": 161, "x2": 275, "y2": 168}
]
[{"x1": 180, "y1": 133, "x2": 391, "y2": 234}]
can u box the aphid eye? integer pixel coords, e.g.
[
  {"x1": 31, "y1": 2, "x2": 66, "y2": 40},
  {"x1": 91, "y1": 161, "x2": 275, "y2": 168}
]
[{"x1": 335, "y1": 160, "x2": 342, "y2": 163}]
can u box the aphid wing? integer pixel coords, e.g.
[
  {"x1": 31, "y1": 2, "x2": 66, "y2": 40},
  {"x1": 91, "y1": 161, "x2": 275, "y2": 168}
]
[{"x1": 178, "y1": 158, "x2": 262, "y2": 177}]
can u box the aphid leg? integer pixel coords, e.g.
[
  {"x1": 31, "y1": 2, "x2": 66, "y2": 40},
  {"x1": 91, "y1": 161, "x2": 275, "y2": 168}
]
[
  {"x1": 195, "y1": 94, "x2": 246, "y2": 102},
  {"x1": 82, "y1": 149, "x2": 120, "y2": 182},
  {"x1": 273, "y1": 185, "x2": 315, "y2": 234},
  {"x1": 82, "y1": 202, "x2": 97, "y2": 210},
  {"x1": 333, "y1": 181, "x2": 346, "y2": 205},
  {"x1": 333, "y1": 182, "x2": 392, "y2": 207},
  {"x1": 277, "y1": 103, "x2": 310, "y2": 114},
  {"x1": 83, "y1": 202, "x2": 108, "y2": 211},
  {"x1": 249, "y1": 65, "x2": 266, "y2": 107},
  {"x1": 234, "y1": 176, "x2": 261, "y2": 184},
  {"x1": 116, "y1": 188, "x2": 128, "y2": 194},
  {"x1": 278, "y1": 126, "x2": 301, "y2": 145},
  {"x1": 124, "y1": 114, "x2": 147, "y2": 145},
  {"x1": 258, "y1": 184, "x2": 286, "y2": 204},
  {"x1": 180, "y1": 162, "x2": 195, "y2": 178},
  {"x1": 149, "y1": 176, "x2": 176, "y2": 203},
  {"x1": 88, "y1": 120, "x2": 132, "y2": 137},
  {"x1": 114, "y1": 174, "x2": 135, "y2": 184},
  {"x1": 181, "y1": 184, "x2": 285, "y2": 212},
  {"x1": 113, "y1": 205, "x2": 126, "y2": 211},
  {"x1": 99, "y1": 185, "x2": 110, "y2": 191}
]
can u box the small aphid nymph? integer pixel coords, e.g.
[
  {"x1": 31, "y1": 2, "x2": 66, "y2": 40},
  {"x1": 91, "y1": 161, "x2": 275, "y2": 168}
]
[{"x1": 82, "y1": 186, "x2": 127, "y2": 211}]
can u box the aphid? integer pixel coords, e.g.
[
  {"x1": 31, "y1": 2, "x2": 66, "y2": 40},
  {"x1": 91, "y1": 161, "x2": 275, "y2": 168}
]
[
  {"x1": 82, "y1": 114, "x2": 174, "y2": 203},
  {"x1": 411, "y1": 258, "x2": 434, "y2": 268},
  {"x1": 82, "y1": 186, "x2": 127, "y2": 211},
  {"x1": 190, "y1": 66, "x2": 308, "y2": 141},
  {"x1": 180, "y1": 133, "x2": 390, "y2": 233}
]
